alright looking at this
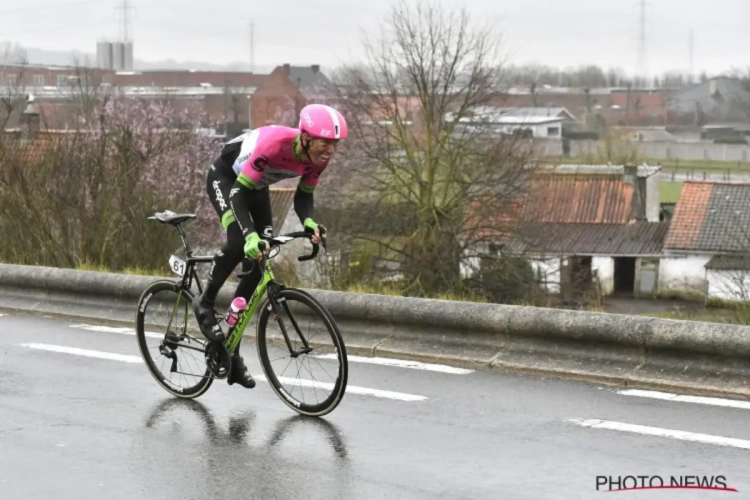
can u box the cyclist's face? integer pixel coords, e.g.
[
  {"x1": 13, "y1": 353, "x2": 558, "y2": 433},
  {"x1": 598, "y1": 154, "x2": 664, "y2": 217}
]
[{"x1": 307, "y1": 136, "x2": 339, "y2": 165}]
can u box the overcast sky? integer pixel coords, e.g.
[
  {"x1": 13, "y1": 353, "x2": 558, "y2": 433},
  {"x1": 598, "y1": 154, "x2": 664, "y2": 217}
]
[{"x1": 1, "y1": 0, "x2": 748, "y2": 76}]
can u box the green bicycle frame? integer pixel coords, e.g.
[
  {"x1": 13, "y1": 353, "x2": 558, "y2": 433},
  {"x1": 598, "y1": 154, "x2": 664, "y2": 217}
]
[{"x1": 223, "y1": 261, "x2": 275, "y2": 355}]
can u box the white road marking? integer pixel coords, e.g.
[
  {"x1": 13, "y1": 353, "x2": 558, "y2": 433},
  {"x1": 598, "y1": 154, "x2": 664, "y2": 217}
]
[
  {"x1": 618, "y1": 389, "x2": 750, "y2": 411},
  {"x1": 19, "y1": 343, "x2": 427, "y2": 402},
  {"x1": 254, "y1": 374, "x2": 427, "y2": 401},
  {"x1": 71, "y1": 323, "x2": 470, "y2": 377},
  {"x1": 570, "y1": 418, "x2": 750, "y2": 451},
  {"x1": 314, "y1": 353, "x2": 474, "y2": 374},
  {"x1": 21, "y1": 343, "x2": 142, "y2": 363},
  {"x1": 70, "y1": 324, "x2": 132, "y2": 333},
  {"x1": 0, "y1": 313, "x2": 6, "y2": 317},
  {"x1": 70, "y1": 324, "x2": 163, "y2": 339}
]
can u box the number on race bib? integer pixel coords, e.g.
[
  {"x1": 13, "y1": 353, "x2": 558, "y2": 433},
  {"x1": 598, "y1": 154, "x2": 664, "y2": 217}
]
[{"x1": 168, "y1": 255, "x2": 186, "y2": 276}]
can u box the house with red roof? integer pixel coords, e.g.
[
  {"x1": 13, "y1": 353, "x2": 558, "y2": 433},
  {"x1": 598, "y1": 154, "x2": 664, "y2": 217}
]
[
  {"x1": 661, "y1": 181, "x2": 750, "y2": 300},
  {"x1": 463, "y1": 163, "x2": 670, "y2": 298}
]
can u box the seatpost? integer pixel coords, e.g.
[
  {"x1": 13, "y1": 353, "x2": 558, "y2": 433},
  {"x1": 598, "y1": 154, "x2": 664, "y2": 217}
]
[{"x1": 176, "y1": 224, "x2": 193, "y2": 257}]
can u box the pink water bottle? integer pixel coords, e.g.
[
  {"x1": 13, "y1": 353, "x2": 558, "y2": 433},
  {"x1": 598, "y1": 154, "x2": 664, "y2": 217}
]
[{"x1": 223, "y1": 297, "x2": 248, "y2": 331}]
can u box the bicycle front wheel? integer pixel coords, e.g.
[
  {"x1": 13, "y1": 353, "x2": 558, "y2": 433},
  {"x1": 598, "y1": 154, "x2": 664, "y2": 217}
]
[{"x1": 256, "y1": 288, "x2": 348, "y2": 416}]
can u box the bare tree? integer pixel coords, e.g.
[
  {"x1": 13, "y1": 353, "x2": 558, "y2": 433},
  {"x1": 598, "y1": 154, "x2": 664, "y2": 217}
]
[
  {"x1": 731, "y1": 67, "x2": 750, "y2": 123},
  {"x1": 0, "y1": 42, "x2": 29, "y2": 130},
  {"x1": 0, "y1": 65, "x2": 220, "y2": 272},
  {"x1": 319, "y1": 0, "x2": 542, "y2": 298}
]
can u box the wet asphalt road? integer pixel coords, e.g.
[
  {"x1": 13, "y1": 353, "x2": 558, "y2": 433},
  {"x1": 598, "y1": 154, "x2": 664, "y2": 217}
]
[{"x1": 2, "y1": 312, "x2": 750, "y2": 500}]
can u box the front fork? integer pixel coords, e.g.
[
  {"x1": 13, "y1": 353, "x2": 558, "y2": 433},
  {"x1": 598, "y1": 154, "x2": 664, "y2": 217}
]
[
  {"x1": 266, "y1": 282, "x2": 313, "y2": 358},
  {"x1": 223, "y1": 266, "x2": 312, "y2": 357}
]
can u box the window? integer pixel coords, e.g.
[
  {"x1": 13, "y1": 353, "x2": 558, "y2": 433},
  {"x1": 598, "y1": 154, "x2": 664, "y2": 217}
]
[
  {"x1": 7, "y1": 74, "x2": 17, "y2": 86},
  {"x1": 547, "y1": 126, "x2": 560, "y2": 136},
  {"x1": 57, "y1": 74, "x2": 67, "y2": 87},
  {"x1": 33, "y1": 74, "x2": 44, "y2": 86},
  {"x1": 102, "y1": 74, "x2": 111, "y2": 85},
  {"x1": 488, "y1": 244, "x2": 505, "y2": 255}
]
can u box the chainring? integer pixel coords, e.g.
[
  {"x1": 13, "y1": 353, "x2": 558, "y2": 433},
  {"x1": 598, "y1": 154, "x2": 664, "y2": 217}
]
[{"x1": 204, "y1": 340, "x2": 231, "y2": 379}]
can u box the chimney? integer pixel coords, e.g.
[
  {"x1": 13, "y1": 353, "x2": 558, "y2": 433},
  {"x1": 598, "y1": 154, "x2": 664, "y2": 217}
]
[
  {"x1": 623, "y1": 164, "x2": 646, "y2": 222},
  {"x1": 311, "y1": 64, "x2": 320, "y2": 73},
  {"x1": 283, "y1": 63, "x2": 290, "y2": 75},
  {"x1": 20, "y1": 94, "x2": 40, "y2": 140}
]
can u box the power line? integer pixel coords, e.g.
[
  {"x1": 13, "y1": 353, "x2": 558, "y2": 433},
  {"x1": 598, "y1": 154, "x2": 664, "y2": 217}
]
[
  {"x1": 689, "y1": 29, "x2": 694, "y2": 84},
  {"x1": 116, "y1": 0, "x2": 135, "y2": 42},
  {"x1": 637, "y1": 0, "x2": 647, "y2": 81},
  {"x1": 249, "y1": 20, "x2": 254, "y2": 73}
]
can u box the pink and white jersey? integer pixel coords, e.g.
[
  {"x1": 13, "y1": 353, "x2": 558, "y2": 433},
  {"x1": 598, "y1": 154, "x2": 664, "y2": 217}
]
[{"x1": 231, "y1": 126, "x2": 328, "y2": 192}]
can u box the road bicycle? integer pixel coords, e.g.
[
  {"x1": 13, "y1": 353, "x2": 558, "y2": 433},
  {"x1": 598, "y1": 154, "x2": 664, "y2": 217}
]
[{"x1": 135, "y1": 210, "x2": 348, "y2": 417}]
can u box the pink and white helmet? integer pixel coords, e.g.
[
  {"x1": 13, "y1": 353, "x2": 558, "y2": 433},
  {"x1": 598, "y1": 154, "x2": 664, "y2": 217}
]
[{"x1": 298, "y1": 104, "x2": 348, "y2": 140}]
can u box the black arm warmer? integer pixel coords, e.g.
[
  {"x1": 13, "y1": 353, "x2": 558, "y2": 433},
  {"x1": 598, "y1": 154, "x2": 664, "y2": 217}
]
[
  {"x1": 229, "y1": 181, "x2": 267, "y2": 238},
  {"x1": 294, "y1": 187, "x2": 314, "y2": 224}
]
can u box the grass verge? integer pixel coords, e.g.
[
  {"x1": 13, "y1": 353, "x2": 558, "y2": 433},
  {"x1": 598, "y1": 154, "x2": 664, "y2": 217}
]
[{"x1": 659, "y1": 181, "x2": 683, "y2": 203}]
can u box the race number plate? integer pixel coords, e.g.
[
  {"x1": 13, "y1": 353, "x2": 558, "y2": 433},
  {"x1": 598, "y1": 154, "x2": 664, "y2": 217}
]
[{"x1": 168, "y1": 255, "x2": 186, "y2": 276}]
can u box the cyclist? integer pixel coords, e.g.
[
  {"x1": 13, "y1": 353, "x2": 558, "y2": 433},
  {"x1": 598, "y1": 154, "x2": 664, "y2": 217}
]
[{"x1": 193, "y1": 103, "x2": 348, "y2": 389}]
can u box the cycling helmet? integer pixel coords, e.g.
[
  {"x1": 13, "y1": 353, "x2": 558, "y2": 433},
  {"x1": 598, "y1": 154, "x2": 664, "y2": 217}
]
[{"x1": 298, "y1": 104, "x2": 348, "y2": 140}]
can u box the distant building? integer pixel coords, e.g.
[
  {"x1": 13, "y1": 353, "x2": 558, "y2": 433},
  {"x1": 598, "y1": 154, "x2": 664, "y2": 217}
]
[
  {"x1": 447, "y1": 106, "x2": 573, "y2": 138},
  {"x1": 249, "y1": 64, "x2": 334, "y2": 128},
  {"x1": 0, "y1": 62, "x2": 331, "y2": 132},
  {"x1": 96, "y1": 40, "x2": 134, "y2": 71},
  {"x1": 666, "y1": 77, "x2": 750, "y2": 123},
  {"x1": 476, "y1": 106, "x2": 576, "y2": 121},
  {"x1": 662, "y1": 181, "x2": 750, "y2": 299},
  {"x1": 461, "y1": 164, "x2": 669, "y2": 298}
]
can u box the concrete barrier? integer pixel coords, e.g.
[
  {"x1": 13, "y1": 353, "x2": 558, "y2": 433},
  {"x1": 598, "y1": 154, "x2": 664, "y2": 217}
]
[{"x1": 1, "y1": 262, "x2": 750, "y2": 398}]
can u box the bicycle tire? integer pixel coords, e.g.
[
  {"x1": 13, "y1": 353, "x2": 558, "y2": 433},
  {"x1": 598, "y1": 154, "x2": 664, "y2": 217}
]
[
  {"x1": 135, "y1": 279, "x2": 214, "y2": 398},
  {"x1": 256, "y1": 288, "x2": 348, "y2": 416}
]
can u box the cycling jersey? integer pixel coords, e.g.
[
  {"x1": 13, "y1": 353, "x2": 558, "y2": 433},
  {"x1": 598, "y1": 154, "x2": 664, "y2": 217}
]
[
  {"x1": 220, "y1": 126, "x2": 328, "y2": 193},
  {"x1": 217, "y1": 126, "x2": 323, "y2": 239}
]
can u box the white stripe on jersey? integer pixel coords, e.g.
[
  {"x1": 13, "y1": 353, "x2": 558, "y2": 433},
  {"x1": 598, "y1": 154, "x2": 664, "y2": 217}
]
[{"x1": 231, "y1": 129, "x2": 261, "y2": 176}]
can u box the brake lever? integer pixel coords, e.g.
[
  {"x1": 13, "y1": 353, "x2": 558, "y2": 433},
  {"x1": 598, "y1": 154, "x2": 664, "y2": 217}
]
[{"x1": 318, "y1": 225, "x2": 327, "y2": 252}]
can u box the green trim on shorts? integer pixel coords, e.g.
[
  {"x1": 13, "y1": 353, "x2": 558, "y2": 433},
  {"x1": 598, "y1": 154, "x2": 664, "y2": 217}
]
[{"x1": 237, "y1": 173, "x2": 254, "y2": 189}]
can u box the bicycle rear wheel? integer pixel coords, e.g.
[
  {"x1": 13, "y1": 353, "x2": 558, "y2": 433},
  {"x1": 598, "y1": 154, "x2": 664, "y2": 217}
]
[
  {"x1": 256, "y1": 288, "x2": 347, "y2": 416},
  {"x1": 135, "y1": 280, "x2": 214, "y2": 398}
]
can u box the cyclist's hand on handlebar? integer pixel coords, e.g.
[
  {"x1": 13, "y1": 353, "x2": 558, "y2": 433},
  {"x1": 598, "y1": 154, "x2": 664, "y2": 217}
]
[
  {"x1": 243, "y1": 232, "x2": 268, "y2": 261},
  {"x1": 303, "y1": 218, "x2": 327, "y2": 245}
]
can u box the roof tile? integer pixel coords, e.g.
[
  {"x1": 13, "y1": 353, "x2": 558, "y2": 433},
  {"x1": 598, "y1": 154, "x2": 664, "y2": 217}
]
[
  {"x1": 521, "y1": 175, "x2": 634, "y2": 224},
  {"x1": 507, "y1": 222, "x2": 669, "y2": 256},
  {"x1": 663, "y1": 182, "x2": 713, "y2": 250}
]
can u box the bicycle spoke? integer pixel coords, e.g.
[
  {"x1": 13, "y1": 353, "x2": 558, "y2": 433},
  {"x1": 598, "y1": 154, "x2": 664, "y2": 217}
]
[
  {"x1": 310, "y1": 355, "x2": 338, "y2": 382},
  {"x1": 257, "y1": 288, "x2": 347, "y2": 415},
  {"x1": 137, "y1": 281, "x2": 212, "y2": 398}
]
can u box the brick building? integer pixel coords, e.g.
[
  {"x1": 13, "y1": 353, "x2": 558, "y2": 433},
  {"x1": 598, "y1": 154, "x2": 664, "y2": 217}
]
[
  {"x1": 0, "y1": 64, "x2": 115, "y2": 88},
  {"x1": 0, "y1": 63, "x2": 331, "y2": 133},
  {"x1": 491, "y1": 86, "x2": 670, "y2": 126}
]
